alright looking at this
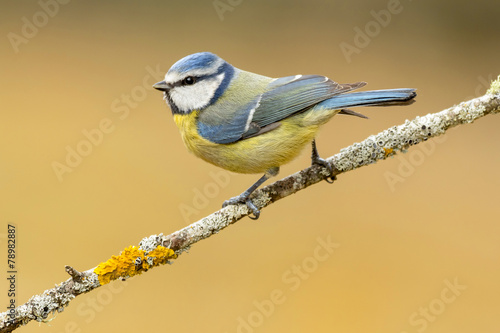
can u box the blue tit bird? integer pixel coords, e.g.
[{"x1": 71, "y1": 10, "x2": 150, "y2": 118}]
[{"x1": 153, "y1": 52, "x2": 416, "y2": 219}]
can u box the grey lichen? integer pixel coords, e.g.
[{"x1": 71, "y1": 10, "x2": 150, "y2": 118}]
[
  {"x1": 486, "y1": 75, "x2": 500, "y2": 95},
  {"x1": 251, "y1": 191, "x2": 272, "y2": 209},
  {"x1": 23, "y1": 288, "x2": 76, "y2": 324},
  {"x1": 31, "y1": 294, "x2": 53, "y2": 321},
  {"x1": 139, "y1": 233, "x2": 164, "y2": 252},
  {"x1": 292, "y1": 173, "x2": 304, "y2": 190}
]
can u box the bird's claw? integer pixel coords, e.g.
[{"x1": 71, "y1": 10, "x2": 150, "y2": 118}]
[
  {"x1": 245, "y1": 199, "x2": 260, "y2": 220},
  {"x1": 311, "y1": 139, "x2": 336, "y2": 183},
  {"x1": 223, "y1": 196, "x2": 260, "y2": 220},
  {"x1": 312, "y1": 156, "x2": 337, "y2": 183}
]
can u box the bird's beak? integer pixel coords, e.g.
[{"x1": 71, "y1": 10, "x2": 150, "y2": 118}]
[{"x1": 153, "y1": 80, "x2": 170, "y2": 92}]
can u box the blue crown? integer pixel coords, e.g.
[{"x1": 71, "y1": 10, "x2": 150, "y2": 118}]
[{"x1": 169, "y1": 52, "x2": 221, "y2": 74}]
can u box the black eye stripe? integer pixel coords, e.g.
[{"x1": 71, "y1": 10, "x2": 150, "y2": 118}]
[
  {"x1": 182, "y1": 76, "x2": 196, "y2": 85},
  {"x1": 173, "y1": 76, "x2": 199, "y2": 87},
  {"x1": 174, "y1": 69, "x2": 223, "y2": 88}
]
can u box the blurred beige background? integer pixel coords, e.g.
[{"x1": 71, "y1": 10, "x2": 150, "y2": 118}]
[{"x1": 1, "y1": 0, "x2": 499, "y2": 332}]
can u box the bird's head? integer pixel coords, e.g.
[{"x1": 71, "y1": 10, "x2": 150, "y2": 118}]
[{"x1": 153, "y1": 52, "x2": 235, "y2": 114}]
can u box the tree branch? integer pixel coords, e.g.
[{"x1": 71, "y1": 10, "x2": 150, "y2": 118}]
[{"x1": 1, "y1": 77, "x2": 499, "y2": 332}]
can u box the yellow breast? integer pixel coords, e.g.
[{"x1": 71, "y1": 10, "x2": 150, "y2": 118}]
[{"x1": 173, "y1": 108, "x2": 337, "y2": 174}]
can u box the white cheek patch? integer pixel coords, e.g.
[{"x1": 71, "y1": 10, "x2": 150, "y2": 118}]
[{"x1": 169, "y1": 73, "x2": 225, "y2": 113}]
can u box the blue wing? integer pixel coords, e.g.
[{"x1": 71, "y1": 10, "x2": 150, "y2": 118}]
[
  {"x1": 197, "y1": 96, "x2": 261, "y2": 144},
  {"x1": 248, "y1": 75, "x2": 364, "y2": 130},
  {"x1": 198, "y1": 74, "x2": 364, "y2": 144}
]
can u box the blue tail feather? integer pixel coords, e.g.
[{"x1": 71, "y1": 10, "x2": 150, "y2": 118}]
[{"x1": 316, "y1": 88, "x2": 416, "y2": 110}]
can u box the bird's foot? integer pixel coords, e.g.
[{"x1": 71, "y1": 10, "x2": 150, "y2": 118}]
[
  {"x1": 223, "y1": 196, "x2": 260, "y2": 220},
  {"x1": 222, "y1": 168, "x2": 277, "y2": 220},
  {"x1": 311, "y1": 156, "x2": 337, "y2": 183},
  {"x1": 311, "y1": 139, "x2": 336, "y2": 183}
]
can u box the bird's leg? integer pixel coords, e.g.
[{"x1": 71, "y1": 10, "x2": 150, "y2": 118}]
[
  {"x1": 223, "y1": 167, "x2": 279, "y2": 220},
  {"x1": 311, "y1": 139, "x2": 336, "y2": 183}
]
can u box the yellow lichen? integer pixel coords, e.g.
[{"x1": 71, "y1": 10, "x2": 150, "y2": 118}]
[
  {"x1": 94, "y1": 245, "x2": 177, "y2": 285},
  {"x1": 146, "y1": 246, "x2": 177, "y2": 267},
  {"x1": 486, "y1": 75, "x2": 500, "y2": 95},
  {"x1": 383, "y1": 148, "x2": 394, "y2": 157}
]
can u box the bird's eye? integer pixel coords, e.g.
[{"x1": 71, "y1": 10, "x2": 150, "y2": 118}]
[{"x1": 182, "y1": 76, "x2": 196, "y2": 85}]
